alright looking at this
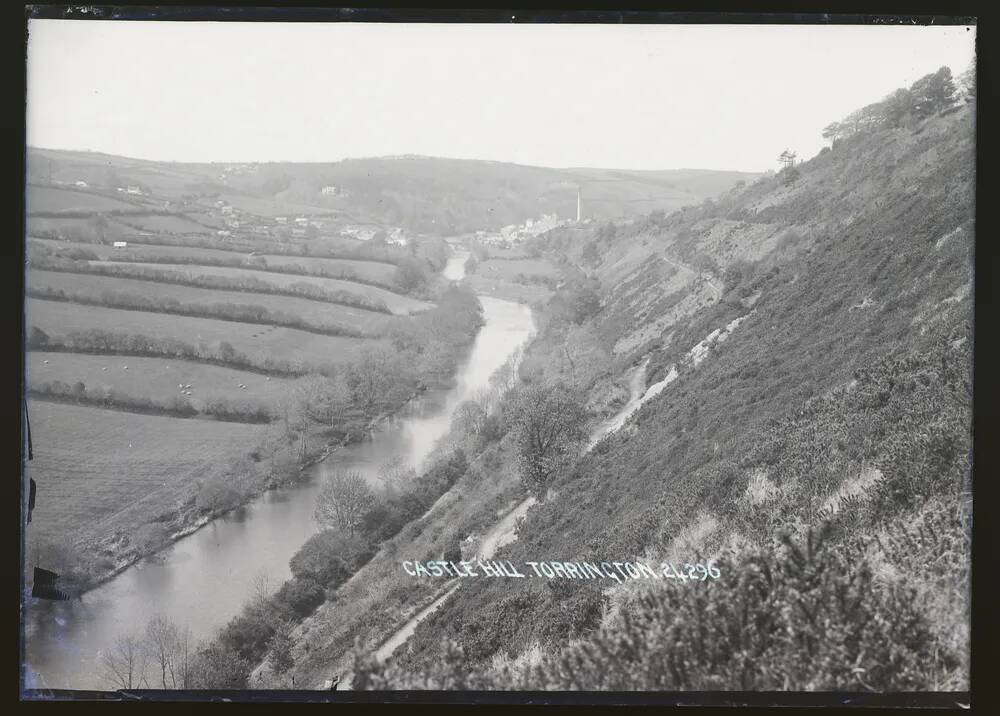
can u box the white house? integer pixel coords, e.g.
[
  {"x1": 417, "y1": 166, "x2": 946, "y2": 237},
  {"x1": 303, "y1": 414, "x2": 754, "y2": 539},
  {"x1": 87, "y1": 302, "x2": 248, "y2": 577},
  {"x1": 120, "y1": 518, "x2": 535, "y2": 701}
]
[
  {"x1": 74, "y1": 181, "x2": 88, "y2": 188},
  {"x1": 321, "y1": 185, "x2": 339, "y2": 195},
  {"x1": 275, "y1": 216, "x2": 288, "y2": 225},
  {"x1": 221, "y1": 205, "x2": 234, "y2": 215},
  {"x1": 113, "y1": 241, "x2": 128, "y2": 249},
  {"x1": 217, "y1": 230, "x2": 232, "y2": 238},
  {"x1": 294, "y1": 216, "x2": 309, "y2": 226},
  {"x1": 126, "y1": 186, "x2": 142, "y2": 195}
]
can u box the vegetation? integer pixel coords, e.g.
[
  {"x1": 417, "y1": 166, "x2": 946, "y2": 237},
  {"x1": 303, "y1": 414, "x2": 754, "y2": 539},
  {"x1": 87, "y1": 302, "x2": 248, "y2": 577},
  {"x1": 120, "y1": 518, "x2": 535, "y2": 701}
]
[
  {"x1": 29, "y1": 250, "x2": 394, "y2": 314},
  {"x1": 28, "y1": 286, "x2": 371, "y2": 338},
  {"x1": 342, "y1": 82, "x2": 973, "y2": 691},
  {"x1": 504, "y1": 383, "x2": 589, "y2": 500}
]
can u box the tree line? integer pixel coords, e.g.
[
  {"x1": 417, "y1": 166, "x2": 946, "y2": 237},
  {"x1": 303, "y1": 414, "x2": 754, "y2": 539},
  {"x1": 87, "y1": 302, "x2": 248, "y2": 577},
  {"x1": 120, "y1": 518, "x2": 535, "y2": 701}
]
[{"x1": 822, "y1": 65, "x2": 972, "y2": 144}]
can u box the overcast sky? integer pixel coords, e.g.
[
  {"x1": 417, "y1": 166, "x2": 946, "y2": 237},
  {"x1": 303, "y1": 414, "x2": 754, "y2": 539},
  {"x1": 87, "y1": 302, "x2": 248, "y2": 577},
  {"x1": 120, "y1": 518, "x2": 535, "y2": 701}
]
[{"x1": 26, "y1": 20, "x2": 975, "y2": 172}]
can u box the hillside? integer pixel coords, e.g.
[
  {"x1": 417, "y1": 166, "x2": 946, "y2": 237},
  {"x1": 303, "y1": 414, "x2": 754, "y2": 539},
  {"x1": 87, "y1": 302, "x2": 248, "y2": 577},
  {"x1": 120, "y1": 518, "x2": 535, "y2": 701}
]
[
  {"x1": 286, "y1": 93, "x2": 973, "y2": 691},
  {"x1": 26, "y1": 148, "x2": 758, "y2": 235}
]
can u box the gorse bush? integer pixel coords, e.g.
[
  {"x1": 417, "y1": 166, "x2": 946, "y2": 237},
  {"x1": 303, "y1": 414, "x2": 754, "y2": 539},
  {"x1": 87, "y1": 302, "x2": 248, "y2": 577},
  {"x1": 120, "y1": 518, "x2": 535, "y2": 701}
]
[{"x1": 354, "y1": 525, "x2": 956, "y2": 691}]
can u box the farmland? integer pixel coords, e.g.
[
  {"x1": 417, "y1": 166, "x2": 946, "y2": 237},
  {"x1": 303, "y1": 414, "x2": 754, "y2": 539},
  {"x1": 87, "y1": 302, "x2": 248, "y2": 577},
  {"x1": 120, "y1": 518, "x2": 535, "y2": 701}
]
[
  {"x1": 27, "y1": 352, "x2": 293, "y2": 410},
  {"x1": 116, "y1": 214, "x2": 216, "y2": 234},
  {"x1": 90, "y1": 261, "x2": 429, "y2": 314},
  {"x1": 28, "y1": 298, "x2": 384, "y2": 366},
  {"x1": 26, "y1": 185, "x2": 142, "y2": 214},
  {"x1": 28, "y1": 270, "x2": 395, "y2": 334},
  {"x1": 25, "y1": 401, "x2": 271, "y2": 549},
  {"x1": 475, "y1": 257, "x2": 561, "y2": 283}
]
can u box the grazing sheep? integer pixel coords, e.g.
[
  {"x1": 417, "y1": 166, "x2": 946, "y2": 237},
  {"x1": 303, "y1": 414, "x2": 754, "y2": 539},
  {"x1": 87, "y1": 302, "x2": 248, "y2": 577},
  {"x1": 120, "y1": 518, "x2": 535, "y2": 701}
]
[
  {"x1": 123, "y1": 366, "x2": 128, "y2": 370},
  {"x1": 43, "y1": 360, "x2": 49, "y2": 364}
]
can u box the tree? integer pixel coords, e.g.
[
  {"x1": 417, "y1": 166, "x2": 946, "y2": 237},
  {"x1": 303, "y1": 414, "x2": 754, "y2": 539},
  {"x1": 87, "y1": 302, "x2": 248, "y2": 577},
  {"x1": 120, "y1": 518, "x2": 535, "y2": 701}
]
[
  {"x1": 315, "y1": 471, "x2": 376, "y2": 536},
  {"x1": 92, "y1": 215, "x2": 109, "y2": 244},
  {"x1": 505, "y1": 383, "x2": 589, "y2": 500},
  {"x1": 347, "y1": 346, "x2": 408, "y2": 413},
  {"x1": 100, "y1": 632, "x2": 148, "y2": 689},
  {"x1": 289, "y1": 528, "x2": 372, "y2": 586},
  {"x1": 451, "y1": 400, "x2": 487, "y2": 439},
  {"x1": 394, "y1": 257, "x2": 430, "y2": 294},
  {"x1": 268, "y1": 621, "x2": 295, "y2": 674},
  {"x1": 377, "y1": 455, "x2": 416, "y2": 493},
  {"x1": 958, "y1": 63, "x2": 975, "y2": 102},
  {"x1": 144, "y1": 615, "x2": 188, "y2": 689},
  {"x1": 188, "y1": 643, "x2": 251, "y2": 689},
  {"x1": 910, "y1": 66, "x2": 957, "y2": 118},
  {"x1": 882, "y1": 88, "x2": 916, "y2": 128}
]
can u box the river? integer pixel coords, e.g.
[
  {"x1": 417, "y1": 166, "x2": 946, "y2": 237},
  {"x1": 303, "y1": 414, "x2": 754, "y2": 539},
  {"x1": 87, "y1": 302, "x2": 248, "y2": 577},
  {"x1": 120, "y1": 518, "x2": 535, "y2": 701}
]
[{"x1": 23, "y1": 250, "x2": 537, "y2": 690}]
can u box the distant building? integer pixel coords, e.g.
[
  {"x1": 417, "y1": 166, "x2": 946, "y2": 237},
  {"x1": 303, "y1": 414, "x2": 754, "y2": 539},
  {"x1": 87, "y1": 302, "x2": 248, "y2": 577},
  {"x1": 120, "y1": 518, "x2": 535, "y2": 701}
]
[
  {"x1": 217, "y1": 230, "x2": 232, "y2": 238},
  {"x1": 126, "y1": 186, "x2": 142, "y2": 195},
  {"x1": 291, "y1": 228, "x2": 307, "y2": 237},
  {"x1": 74, "y1": 181, "x2": 88, "y2": 188},
  {"x1": 275, "y1": 216, "x2": 288, "y2": 225},
  {"x1": 321, "y1": 186, "x2": 339, "y2": 195},
  {"x1": 294, "y1": 217, "x2": 309, "y2": 226},
  {"x1": 113, "y1": 241, "x2": 128, "y2": 249},
  {"x1": 221, "y1": 205, "x2": 234, "y2": 215}
]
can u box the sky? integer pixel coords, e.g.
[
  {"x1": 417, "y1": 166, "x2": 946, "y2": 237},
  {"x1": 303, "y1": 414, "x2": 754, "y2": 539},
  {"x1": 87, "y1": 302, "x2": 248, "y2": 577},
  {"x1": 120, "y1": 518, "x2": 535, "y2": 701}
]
[{"x1": 26, "y1": 20, "x2": 975, "y2": 173}]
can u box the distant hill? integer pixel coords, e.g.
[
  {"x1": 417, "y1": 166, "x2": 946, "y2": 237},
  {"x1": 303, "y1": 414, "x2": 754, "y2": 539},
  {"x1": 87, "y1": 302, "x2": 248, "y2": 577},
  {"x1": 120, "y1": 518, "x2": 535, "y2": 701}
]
[{"x1": 25, "y1": 148, "x2": 760, "y2": 235}]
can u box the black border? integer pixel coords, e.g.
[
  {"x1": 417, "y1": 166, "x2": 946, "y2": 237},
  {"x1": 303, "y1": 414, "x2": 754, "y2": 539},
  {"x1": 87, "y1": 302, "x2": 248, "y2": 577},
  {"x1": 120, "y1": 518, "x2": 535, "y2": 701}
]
[{"x1": 11, "y1": 3, "x2": 994, "y2": 711}]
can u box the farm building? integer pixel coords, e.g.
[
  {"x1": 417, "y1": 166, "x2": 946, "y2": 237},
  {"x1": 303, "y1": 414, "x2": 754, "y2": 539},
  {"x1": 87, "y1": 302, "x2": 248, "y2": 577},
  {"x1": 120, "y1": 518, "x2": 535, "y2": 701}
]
[{"x1": 113, "y1": 241, "x2": 128, "y2": 249}]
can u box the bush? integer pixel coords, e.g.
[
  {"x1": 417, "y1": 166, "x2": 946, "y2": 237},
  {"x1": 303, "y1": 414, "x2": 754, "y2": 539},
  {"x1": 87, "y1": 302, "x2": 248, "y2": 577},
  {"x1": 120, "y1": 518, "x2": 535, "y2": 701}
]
[
  {"x1": 289, "y1": 528, "x2": 373, "y2": 588},
  {"x1": 274, "y1": 577, "x2": 326, "y2": 619}
]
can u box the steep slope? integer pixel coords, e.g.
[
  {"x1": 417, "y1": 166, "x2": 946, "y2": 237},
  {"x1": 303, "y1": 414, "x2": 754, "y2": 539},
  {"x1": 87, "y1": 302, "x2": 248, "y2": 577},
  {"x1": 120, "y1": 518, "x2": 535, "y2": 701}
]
[{"x1": 354, "y1": 102, "x2": 974, "y2": 690}]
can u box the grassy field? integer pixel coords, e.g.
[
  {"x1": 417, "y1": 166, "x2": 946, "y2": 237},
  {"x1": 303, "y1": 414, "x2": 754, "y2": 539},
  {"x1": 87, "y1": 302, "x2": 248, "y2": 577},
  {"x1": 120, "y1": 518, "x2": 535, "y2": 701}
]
[
  {"x1": 28, "y1": 298, "x2": 384, "y2": 366},
  {"x1": 25, "y1": 401, "x2": 271, "y2": 548},
  {"x1": 476, "y1": 257, "x2": 560, "y2": 282},
  {"x1": 28, "y1": 270, "x2": 395, "y2": 334},
  {"x1": 218, "y1": 193, "x2": 330, "y2": 217},
  {"x1": 27, "y1": 352, "x2": 294, "y2": 410},
  {"x1": 90, "y1": 261, "x2": 429, "y2": 315},
  {"x1": 117, "y1": 214, "x2": 215, "y2": 234},
  {"x1": 462, "y1": 275, "x2": 554, "y2": 304},
  {"x1": 26, "y1": 186, "x2": 140, "y2": 214}
]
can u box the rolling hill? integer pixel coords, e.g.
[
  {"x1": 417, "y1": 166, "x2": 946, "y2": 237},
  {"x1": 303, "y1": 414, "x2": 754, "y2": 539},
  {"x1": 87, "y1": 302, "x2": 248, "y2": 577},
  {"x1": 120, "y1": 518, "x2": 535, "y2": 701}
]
[{"x1": 26, "y1": 148, "x2": 759, "y2": 234}]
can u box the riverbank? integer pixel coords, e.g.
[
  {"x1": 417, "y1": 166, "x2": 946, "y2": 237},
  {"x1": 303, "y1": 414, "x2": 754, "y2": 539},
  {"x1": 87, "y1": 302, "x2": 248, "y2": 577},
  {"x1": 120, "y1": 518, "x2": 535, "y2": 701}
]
[{"x1": 30, "y1": 348, "x2": 470, "y2": 597}]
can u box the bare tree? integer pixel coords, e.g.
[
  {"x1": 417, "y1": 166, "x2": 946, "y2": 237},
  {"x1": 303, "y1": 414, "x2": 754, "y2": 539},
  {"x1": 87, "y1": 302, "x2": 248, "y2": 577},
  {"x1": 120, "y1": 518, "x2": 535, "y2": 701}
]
[
  {"x1": 314, "y1": 471, "x2": 376, "y2": 536},
  {"x1": 145, "y1": 615, "x2": 182, "y2": 688},
  {"x1": 489, "y1": 346, "x2": 524, "y2": 394},
  {"x1": 250, "y1": 570, "x2": 273, "y2": 609},
  {"x1": 451, "y1": 400, "x2": 487, "y2": 438},
  {"x1": 376, "y1": 456, "x2": 416, "y2": 494},
  {"x1": 100, "y1": 632, "x2": 148, "y2": 689}
]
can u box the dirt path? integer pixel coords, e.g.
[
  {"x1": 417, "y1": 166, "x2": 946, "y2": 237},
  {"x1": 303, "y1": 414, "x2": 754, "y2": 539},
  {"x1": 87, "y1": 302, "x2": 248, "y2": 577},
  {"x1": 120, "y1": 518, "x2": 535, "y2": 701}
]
[
  {"x1": 661, "y1": 253, "x2": 723, "y2": 301},
  {"x1": 343, "y1": 357, "x2": 655, "y2": 685}
]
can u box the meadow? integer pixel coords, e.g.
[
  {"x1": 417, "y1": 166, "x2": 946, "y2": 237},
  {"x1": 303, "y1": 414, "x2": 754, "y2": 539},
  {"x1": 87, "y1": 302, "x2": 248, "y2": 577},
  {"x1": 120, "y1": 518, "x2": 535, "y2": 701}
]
[
  {"x1": 26, "y1": 186, "x2": 141, "y2": 214},
  {"x1": 28, "y1": 298, "x2": 383, "y2": 367},
  {"x1": 116, "y1": 214, "x2": 216, "y2": 234},
  {"x1": 27, "y1": 352, "x2": 293, "y2": 411},
  {"x1": 25, "y1": 400, "x2": 271, "y2": 549},
  {"x1": 476, "y1": 257, "x2": 560, "y2": 282},
  {"x1": 90, "y1": 261, "x2": 428, "y2": 315},
  {"x1": 28, "y1": 270, "x2": 394, "y2": 334}
]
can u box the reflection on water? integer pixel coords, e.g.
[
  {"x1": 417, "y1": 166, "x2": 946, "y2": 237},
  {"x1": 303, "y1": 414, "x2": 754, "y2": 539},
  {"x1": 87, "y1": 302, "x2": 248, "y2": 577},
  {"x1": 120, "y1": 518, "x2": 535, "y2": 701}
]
[{"x1": 24, "y1": 285, "x2": 534, "y2": 690}]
